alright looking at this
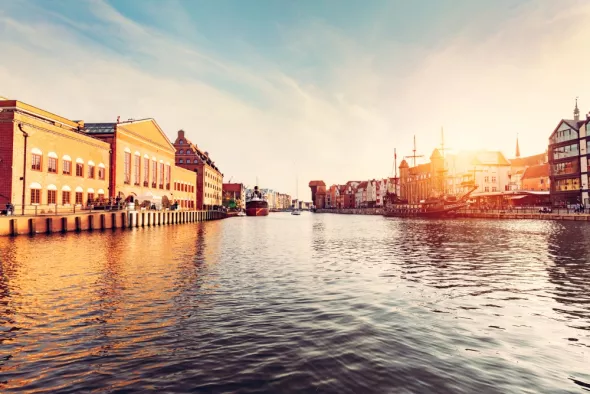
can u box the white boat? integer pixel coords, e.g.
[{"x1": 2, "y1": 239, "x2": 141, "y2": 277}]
[
  {"x1": 291, "y1": 175, "x2": 301, "y2": 216},
  {"x1": 237, "y1": 211, "x2": 246, "y2": 217}
]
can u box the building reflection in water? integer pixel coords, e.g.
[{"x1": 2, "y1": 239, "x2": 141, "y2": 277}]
[{"x1": 546, "y1": 222, "x2": 590, "y2": 330}]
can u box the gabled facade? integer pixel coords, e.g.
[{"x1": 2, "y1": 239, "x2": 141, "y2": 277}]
[
  {"x1": 86, "y1": 119, "x2": 196, "y2": 209},
  {"x1": 548, "y1": 100, "x2": 588, "y2": 206}
]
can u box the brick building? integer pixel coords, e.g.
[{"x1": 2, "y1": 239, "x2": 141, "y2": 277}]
[
  {"x1": 173, "y1": 130, "x2": 223, "y2": 210},
  {"x1": 0, "y1": 99, "x2": 110, "y2": 213},
  {"x1": 223, "y1": 183, "x2": 245, "y2": 209},
  {"x1": 309, "y1": 180, "x2": 327, "y2": 208},
  {"x1": 521, "y1": 164, "x2": 550, "y2": 191}
]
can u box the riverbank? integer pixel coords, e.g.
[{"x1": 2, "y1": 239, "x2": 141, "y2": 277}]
[
  {"x1": 315, "y1": 208, "x2": 590, "y2": 221},
  {"x1": 0, "y1": 210, "x2": 226, "y2": 236}
]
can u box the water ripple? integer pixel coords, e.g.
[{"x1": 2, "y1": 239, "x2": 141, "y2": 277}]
[{"x1": 0, "y1": 214, "x2": 589, "y2": 392}]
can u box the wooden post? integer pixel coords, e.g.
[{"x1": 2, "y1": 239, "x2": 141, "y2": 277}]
[
  {"x1": 9, "y1": 219, "x2": 17, "y2": 236},
  {"x1": 28, "y1": 218, "x2": 36, "y2": 235}
]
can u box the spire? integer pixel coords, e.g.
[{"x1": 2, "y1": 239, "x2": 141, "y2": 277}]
[
  {"x1": 574, "y1": 97, "x2": 580, "y2": 121},
  {"x1": 515, "y1": 134, "x2": 520, "y2": 158}
]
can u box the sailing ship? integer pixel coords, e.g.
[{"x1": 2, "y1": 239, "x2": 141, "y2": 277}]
[
  {"x1": 382, "y1": 186, "x2": 477, "y2": 218},
  {"x1": 245, "y1": 186, "x2": 269, "y2": 217},
  {"x1": 382, "y1": 131, "x2": 477, "y2": 218}
]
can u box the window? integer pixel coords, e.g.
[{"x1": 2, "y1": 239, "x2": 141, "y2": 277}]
[
  {"x1": 76, "y1": 163, "x2": 84, "y2": 177},
  {"x1": 159, "y1": 163, "x2": 164, "y2": 189},
  {"x1": 63, "y1": 160, "x2": 72, "y2": 175},
  {"x1": 98, "y1": 166, "x2": 106, "y2": 180},
  {"x1": 47, "y1": 190, "x2": 56, "y2": 204},
  {"x1": 491, "y1": 176, "x2": 496, "y2": 183},
  {"x1": 492, "y1": 187, "x2": 497, "y2": 192},
  {"x1": 484, "y1": 176, "x2": 489, "y2": 183},
  {"x1": 554, "y1": 177, "x2": 580, "y2": 191},
  {"x1": 551, "y1": 127, "x2": 578, "y2": 144},
  {"x1": 505, "y1": 185, "x2": 511, "y2": 191},
  {"x1": 32, "y1": 154, "x2": 42, "y2": 171},
  {"x1": 553, "y1": 160, "x2": 578, "y2": 176},
  {"x1": 166, "y1": 165, "x2": 171, "y2": 190},
  {"x1": 124, "y1": 152, "x2": 131, "y2": 184},
  {"x1": 152, "y1": 160, "x2": 157, "y2": 188},
  {"x1": 179, "y1": 159, "x2": 184, "y2": 164},
  {"x1": 31, "y1": 188, "x2": 41, "y2": 204},
  {"x1": 143, "y1": 158, "x2": 149, "y2": 186},
  {"x1": 62, "y1": 191, "x2": 70, "y2": 205},
  {"x1": 75, "y1": 192, "x2": 83, "y2": 205},
  {"x1": 134, "y1": 155, "x2": 141, "y2": 185},
  {"x1": 48, "y1": 157, "x2": 57, "y2": 173},
  {"x1": 179, "y1": 140, "x2": 184, "y2": 144},
  {"x1": 553, "y1": 143, "x2": 579, "y2": 160},
  {"x1": 179, "y1": 150, "x2": 184, "y2": 154},
  {"x1": 88, "y1": 164, "x2": 95, "y2": 179},
  {"x1": 484, "y1": 187, "x2": 489, "y2": 192},
  {"x1": 87, "y1": 193, "x2": 94, "y2": 202}
]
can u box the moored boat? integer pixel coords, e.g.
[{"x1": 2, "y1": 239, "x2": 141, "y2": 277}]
[
  {"x1": 383, "y1": 186, "x2": 477, "y2": 218},
  {"x1": 246, "y1": 186, "x2": 269, "y2": 216}
]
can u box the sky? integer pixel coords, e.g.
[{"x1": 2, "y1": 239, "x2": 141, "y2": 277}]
[{"x1": 1, "y1": 0, "x2": 589, "y2": 200}]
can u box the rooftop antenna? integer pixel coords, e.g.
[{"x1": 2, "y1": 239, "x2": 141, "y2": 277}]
[{"x1": 404, "y1": 135, "x2": 424, "y2": 167}]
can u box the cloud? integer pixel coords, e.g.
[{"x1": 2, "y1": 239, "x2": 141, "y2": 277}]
[{"x1": 1, "y1": 0, "x2": 589, "y2": 198}]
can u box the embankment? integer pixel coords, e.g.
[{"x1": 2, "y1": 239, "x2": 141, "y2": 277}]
[
  {"x1": 0, "y1": 210, "x2": 226, "y2": 236},
  {"x1": 315, "y1": 208, "x2": 590, "y2": 221}
]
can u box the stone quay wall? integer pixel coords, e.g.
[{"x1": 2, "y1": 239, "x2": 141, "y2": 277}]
[{"x1": 0, "y1": 210, "x2": 226, "y2": 237}]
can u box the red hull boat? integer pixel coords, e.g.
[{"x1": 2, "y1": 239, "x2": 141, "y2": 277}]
[
  {"x1": 245, "y1": 206, "x2": 269, "y2": 216},
  {"x1": 245, "y1": 186, "x2": 269, "y2": 217}
]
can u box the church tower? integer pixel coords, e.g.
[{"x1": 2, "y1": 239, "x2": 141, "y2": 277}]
[
  {"x1": 515, "y1": 134, "x2": 520, "y2": 158},
  {"x1": 574, "y1": 97, "x2": 580, "y2": 121}
]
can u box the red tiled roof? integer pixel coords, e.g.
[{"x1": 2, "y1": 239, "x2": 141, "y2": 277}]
[
  {"x1": 509, "y1": 153, "x2": 546, "y2": 167},
  {"x1": 522, "y1": 163, "x2": 549, "y2": 180},
  {"x1": 309, "y1": 180, "x2": 326, "y2": 186},
  {"x1": 358, "y1": 181, "x2": 368, "y2": 188}
]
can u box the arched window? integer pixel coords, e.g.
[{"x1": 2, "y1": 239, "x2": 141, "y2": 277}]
[
  {"x1": 179, "y1": 159, "x2": 184, "y2": 164},
  {"x1": 179, "y1": 140, "x2": 184, "y2": 144},
  {"x1": 179, "y1": 150, "x2": 184, "y2": 154}
]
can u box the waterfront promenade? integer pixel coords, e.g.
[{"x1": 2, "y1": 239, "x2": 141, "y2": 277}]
[
  {"x1": 316, "y1": 207, "x2": 590, "y2": 221},
  {"x1": 0, "y1": 209, "x2": 226, "y2": 236}
]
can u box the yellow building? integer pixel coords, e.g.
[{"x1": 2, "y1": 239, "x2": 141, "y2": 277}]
[
  {"x1": 0, "y1": 99, "x2": 110, "y2": 214},
  {"x1": 85, "y1": 119, "x2": 197, "y2": 209}
]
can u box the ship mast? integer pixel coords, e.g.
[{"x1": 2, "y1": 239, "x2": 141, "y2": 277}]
[{"x1": 404, "y1": 135, "x2": 424, "y2": 203}]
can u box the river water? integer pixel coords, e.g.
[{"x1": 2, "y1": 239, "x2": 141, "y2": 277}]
[{"x1": 0, "y1": 213, "x2": 589, "y2": 393}]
